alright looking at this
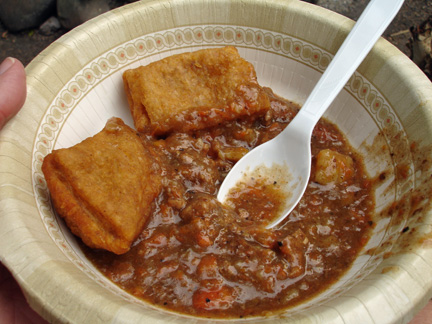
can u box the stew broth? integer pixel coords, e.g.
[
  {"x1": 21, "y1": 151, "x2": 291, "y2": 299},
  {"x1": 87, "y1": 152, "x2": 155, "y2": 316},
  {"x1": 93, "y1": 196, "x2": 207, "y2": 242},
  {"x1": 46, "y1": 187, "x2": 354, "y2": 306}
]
[{"x1": 83, "y1": 88, "x2": 374, "y2": 318}]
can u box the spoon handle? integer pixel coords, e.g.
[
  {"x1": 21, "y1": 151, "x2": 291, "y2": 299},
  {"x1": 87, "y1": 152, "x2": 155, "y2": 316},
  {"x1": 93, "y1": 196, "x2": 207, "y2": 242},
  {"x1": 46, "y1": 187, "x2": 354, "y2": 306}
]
[{"x1": 297, "y1": 0, "x2": 405, "y2": 126}]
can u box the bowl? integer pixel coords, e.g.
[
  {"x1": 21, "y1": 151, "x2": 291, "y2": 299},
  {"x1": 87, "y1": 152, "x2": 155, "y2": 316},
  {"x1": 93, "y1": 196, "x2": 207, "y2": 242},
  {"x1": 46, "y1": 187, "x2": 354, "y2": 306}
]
[{"x1": 1, "y1": 0, "x2": 432, "y2": 323}]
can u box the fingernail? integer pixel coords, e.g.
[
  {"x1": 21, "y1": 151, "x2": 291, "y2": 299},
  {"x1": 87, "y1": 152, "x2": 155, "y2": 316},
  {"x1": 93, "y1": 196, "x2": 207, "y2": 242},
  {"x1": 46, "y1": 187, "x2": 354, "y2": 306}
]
[{"x1": 0, "y1": 57, "x2": 16, "y2": 75}]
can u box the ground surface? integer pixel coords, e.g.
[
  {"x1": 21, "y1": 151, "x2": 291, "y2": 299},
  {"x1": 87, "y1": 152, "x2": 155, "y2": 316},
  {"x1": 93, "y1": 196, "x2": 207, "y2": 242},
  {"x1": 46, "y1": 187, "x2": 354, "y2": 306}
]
[{"x1": 0, "y1": 0, "x2": 430, "y2": 68}]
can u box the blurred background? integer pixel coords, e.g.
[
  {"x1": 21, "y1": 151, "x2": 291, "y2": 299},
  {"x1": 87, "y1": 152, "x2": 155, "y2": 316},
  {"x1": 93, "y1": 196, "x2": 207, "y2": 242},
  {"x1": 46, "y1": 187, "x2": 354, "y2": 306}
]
[{"x1": 0, "y1": 0, "x2": 430, "y2": 79}]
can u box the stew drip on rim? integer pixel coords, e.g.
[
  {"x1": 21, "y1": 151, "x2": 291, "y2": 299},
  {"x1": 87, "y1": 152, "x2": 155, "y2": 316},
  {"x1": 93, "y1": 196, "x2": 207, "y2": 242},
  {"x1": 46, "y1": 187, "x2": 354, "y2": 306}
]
[{"x1": 83, "y1": 87, "x2": 374, "y2": 318}]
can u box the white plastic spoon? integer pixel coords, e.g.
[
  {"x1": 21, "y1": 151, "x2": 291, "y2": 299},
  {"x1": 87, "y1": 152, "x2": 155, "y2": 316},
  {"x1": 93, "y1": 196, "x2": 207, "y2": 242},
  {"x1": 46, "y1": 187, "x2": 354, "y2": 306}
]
[{"x1": 217, "y1": 0, "x2": 405, "y2": 229}]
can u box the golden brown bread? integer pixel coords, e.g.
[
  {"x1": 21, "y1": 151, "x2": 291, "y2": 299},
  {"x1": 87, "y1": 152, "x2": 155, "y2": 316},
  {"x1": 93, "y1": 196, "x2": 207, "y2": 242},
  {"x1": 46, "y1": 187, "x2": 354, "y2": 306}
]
[
  {"x1": 42, "y1": 118, "x2": 162, "y2": 254},
  {"x1": 123, "y1": 46, "x2": 270, "y2": 135}
]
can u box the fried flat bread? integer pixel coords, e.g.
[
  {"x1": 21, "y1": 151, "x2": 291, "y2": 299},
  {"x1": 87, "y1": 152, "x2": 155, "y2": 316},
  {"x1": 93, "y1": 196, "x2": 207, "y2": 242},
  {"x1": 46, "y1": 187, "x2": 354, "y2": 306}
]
[
  {"x1": 123, "y1": 46, "x2": 270, "y2": 135},
  {"x1": 42, "y1": 118, "x2": 162, "y2": 254}
]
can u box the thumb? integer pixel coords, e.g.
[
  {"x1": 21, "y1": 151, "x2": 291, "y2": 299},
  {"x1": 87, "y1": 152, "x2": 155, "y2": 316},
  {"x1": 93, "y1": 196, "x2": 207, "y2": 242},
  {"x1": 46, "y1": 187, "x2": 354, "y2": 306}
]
[{"x1": 0, "y1": 58, "x2": 26, "y2": 130}]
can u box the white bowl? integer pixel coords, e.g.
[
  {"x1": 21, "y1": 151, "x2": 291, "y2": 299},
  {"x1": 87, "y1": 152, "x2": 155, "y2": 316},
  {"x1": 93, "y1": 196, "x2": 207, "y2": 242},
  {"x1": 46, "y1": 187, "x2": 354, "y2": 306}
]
[{"x1": 1, "y1": 0, "x2": 432, "y2": 323}]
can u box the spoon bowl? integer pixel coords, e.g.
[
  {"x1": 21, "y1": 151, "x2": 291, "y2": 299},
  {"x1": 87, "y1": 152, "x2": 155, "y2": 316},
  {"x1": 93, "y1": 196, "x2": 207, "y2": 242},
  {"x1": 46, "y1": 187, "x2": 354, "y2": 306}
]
[
  {"x1": 217, "y1": 0, "x2": 405, "y2": 228},
  {"x1": 217, "y1": 112, "x2": 314, "y2": 228}
]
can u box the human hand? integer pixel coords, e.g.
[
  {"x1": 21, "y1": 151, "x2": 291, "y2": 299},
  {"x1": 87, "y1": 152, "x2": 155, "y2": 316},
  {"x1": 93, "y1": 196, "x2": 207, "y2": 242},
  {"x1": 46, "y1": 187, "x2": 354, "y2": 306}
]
[
  {"x1": 0, "y1": 57, "x2": 26, "y2": 130},
  {"x1": 410, "y1": 300, "x2": 432, "y2": 324},
  {"x1": 0, "y1": 263, "x2": 48, "y2": 324},
  {"x1": 0, "y1": 57, "x2": 47, "y2": 323}
]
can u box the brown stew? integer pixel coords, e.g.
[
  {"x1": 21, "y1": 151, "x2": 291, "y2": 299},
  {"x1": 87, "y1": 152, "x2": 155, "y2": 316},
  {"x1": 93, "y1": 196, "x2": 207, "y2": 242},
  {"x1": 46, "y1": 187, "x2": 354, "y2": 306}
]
[{"x1": 82, "y1": 88, "x2": 374, "y2": 318}]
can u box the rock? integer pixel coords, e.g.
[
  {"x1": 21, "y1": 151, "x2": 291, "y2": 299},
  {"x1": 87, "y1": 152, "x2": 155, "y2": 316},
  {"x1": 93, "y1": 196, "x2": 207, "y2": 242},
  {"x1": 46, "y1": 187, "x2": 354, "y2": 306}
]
[
  {"x1": 0, "y1": 0, "x2": 56, "y2": 32},
  {"x1": 39, "y1": 16, "x2": 62, "y2": 36},
  {"x1": 408, "y1": 16, "x2": 432, "y2": 80},
  {"x1": 57, "y1": 0, "x2": 111, "y2": 30},
  {"x1": 314, "y1": 0, "x2": 368, "y2": 20}
]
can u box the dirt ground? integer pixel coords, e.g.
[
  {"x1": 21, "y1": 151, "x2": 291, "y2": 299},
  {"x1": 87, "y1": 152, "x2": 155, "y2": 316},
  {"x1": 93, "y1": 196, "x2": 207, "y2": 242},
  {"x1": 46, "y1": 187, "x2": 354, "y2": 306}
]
[{"x1": 0, "y1": 0, "x2": 430, "y2": 73}]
